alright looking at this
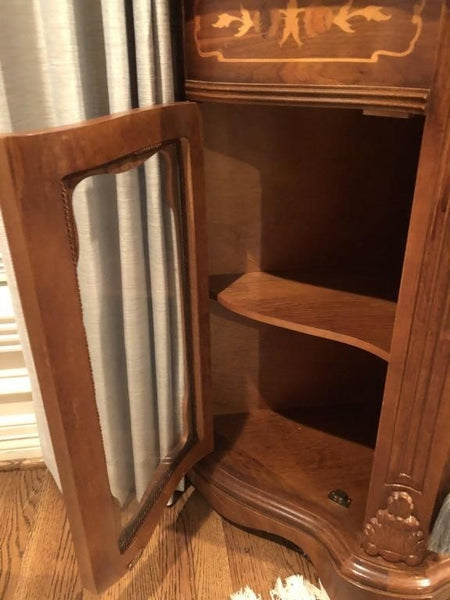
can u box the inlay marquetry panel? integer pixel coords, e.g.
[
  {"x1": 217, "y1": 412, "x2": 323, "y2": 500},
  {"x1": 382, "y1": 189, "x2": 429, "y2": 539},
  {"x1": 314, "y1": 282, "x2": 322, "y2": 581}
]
[
  {"x1": 184, "y1": 0, "x2": 444, "y2": 112},
  {"x1": 194, "y1": 1, "x2": 424, "y2": 64}
]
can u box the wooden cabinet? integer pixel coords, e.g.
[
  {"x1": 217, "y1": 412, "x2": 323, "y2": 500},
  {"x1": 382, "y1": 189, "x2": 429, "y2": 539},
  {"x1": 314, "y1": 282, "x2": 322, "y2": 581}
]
[
  {"x1": 182, "y1": 3, "x2": 450, "y2": 599},
  {"x1": 0, "y1": 2, "x2": 448, "y2": 599}
]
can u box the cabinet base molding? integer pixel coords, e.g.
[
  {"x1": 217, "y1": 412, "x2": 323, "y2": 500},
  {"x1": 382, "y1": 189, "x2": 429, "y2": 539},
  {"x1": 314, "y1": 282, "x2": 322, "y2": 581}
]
[{"x1": 191, "y1": 455, "x2": 450, "y2": 600}]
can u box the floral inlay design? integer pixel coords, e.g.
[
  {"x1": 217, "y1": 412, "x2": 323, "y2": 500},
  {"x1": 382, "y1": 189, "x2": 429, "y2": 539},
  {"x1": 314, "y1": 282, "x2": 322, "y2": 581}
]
[
  {"x1": 213, "y1": 1, "x2": 392, "y2": 47},
  {"x1": 194, "y1": 0, "x2": 425, "y2": 64},
  {"x1": 213, "y1": 7, "x2": 255, "y2": 37}
]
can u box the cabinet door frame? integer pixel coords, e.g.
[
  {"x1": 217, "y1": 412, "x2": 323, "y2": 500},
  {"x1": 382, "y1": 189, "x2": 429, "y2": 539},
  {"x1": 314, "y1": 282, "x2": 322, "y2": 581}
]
[{"x1": 0, "y1": 102, "x2": 212, "y2": 593}]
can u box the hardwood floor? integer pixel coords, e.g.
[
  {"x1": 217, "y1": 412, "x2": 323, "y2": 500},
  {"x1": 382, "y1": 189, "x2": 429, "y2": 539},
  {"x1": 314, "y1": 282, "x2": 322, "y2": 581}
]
[{"x1": 0, "y1": 468, "x2": 318, "y2": 599}]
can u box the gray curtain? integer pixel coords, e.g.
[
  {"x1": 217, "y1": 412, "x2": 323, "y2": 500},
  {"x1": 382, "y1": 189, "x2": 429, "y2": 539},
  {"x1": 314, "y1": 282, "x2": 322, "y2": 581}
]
[{"x1": 0, "y1": 0, "x2": 186, "y2": 505}]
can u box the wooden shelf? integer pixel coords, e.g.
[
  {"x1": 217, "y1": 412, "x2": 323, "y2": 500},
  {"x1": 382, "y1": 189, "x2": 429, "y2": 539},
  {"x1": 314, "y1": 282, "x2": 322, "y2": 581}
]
[
  {"x1": 191, "y1": 406, "x2": 378, "y2": 558},
  {"x1": 215, "y1": 272, "x2": 396, "y2": 361}
]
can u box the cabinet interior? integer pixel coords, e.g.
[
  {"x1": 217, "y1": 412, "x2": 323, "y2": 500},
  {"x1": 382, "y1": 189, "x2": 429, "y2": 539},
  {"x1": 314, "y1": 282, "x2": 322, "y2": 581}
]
[{"x1": 200, "y1": 101, "x2": 424, "y2": 533}]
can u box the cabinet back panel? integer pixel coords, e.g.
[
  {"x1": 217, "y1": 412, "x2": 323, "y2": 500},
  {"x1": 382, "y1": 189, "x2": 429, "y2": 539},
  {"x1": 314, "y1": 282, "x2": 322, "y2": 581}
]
[
  {"x1": 211, "y1": 302, "x2": 386, "y2": 417},
  {"x1": 202, "y1": 103, "x2": 423, "y2": 299}
]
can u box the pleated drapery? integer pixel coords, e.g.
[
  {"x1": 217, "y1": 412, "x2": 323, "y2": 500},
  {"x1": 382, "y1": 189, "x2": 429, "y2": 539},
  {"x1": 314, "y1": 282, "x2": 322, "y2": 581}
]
[{"x1": 0, "y1": 1, "x2": 186, "y2": 505}]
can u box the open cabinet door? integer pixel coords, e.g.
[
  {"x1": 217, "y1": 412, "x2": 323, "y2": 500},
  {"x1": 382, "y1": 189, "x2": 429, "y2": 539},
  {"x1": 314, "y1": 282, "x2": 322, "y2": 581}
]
[{"x1": 0, "y1": 102, "x2": 212, "y2": 593}]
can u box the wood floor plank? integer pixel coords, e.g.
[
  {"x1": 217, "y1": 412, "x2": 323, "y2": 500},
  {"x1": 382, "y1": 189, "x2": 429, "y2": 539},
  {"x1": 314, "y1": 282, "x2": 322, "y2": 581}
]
[
  {"x1": 222, "y1": 519, "x2": 319, "y2": 598},
  {"x1": 12, "y1": 471, "x2": 84, "y2": 600},
  {"x1": 103, "y1": 488, "x2": 194, "y2": 600},
  {"x1": 3, "y1": 468, "x2": 317, "y2": 599},
  {"x1": 104, "y1": 489, "x2": 233, "y2": 600},
  {"x1": 174, "y1": 490, "x2": 233, "y2": 599},
  {"x1": 0, "y1": 468, "x2": 45, "y2": 600},
  {"x1": 0, "y1": 472, "x2": 16, "y2": 600}
]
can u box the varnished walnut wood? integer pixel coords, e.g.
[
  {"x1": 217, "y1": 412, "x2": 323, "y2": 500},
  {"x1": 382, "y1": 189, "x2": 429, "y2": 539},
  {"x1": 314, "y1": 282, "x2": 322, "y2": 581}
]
[
  {"x1": 364, "y1": 4, "x2": 450, "y2": 560},
  {"x1": 184, "y1": 0, "x2": 444, "y2": 112},
  {"x1": 1, "y1": 3, "x2": 449, "y2": 598},
  {"x1": 216, "y1": 271, "x2": 395, "y2": 360},
  {"x1": 362, "y1": 492, "x2": 426, "y2": 566},
  {"x1": 193, "y1": 4, "x2": 450, "y2": 599},
  {"x1": 201, "y1": 407, "x2": 379, "y2": 543},
  {"x1": 192, "y1": 465, "x2": 450, "y2": 600},
  {"x1": 209, "y1": 299, "x2": 387, "y2": 416},
  {"x1": 185, "y1": 81, "x2": 430, "y2": 113},
  {"x1": 201, "y1": 102, "x2": 422, "y2": 284},
  {"x1": 0, "y1": 102, "x2": 212, "y2": 594},
  {"x1": 191, "y1": 409, "x2": 450, "y2": 600}
]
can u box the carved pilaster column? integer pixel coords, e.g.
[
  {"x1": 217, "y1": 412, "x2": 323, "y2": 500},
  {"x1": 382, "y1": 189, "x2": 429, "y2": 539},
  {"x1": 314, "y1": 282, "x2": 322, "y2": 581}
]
[{"x1": 363, "y1": 12, "x2": 450, "y2": 566}]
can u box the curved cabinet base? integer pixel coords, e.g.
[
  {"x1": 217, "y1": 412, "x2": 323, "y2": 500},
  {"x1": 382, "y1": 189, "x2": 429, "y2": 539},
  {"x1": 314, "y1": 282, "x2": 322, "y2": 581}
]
[{"x1": 190, "y1": 456, "x2": 450, "y2": 600}]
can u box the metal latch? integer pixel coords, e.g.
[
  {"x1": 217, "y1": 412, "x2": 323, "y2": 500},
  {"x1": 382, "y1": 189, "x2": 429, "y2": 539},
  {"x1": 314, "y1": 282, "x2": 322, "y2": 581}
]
[{"x1": 328, "y1": 489, "x2": 352, "y2": 508}]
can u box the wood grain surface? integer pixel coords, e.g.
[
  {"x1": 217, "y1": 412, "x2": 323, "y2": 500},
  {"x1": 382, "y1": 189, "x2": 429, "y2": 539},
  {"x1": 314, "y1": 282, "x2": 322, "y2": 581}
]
[
  {"x1": 364, "y1": 1, "x2": 450, "y2": 550},
  {"x1": 183, "y1": 0, "x2": 444, "y2": 112},
  {"x1": 209, "y1": 300, "x2": 387, "y2": 417},
  {"x1": 0, "y1": 468, "x2": 317, "y2": 600},
  {"x1": 201, "y1": 102, "x2": 422, "y2": 289},
  {"x1": 217, "y1": 271, "x2": 396, "y2": 360},
  {"x1": 203, "y1": 407, "x2": 379, "y2": 548},
  {"x1": 192, "y1": 408, "x2": 450, "y2": 600},
  {"x1": 0, "y1": 469, "x2": 45, "y2": 600},
  {"x1": 0, "y1": 102, "x2": 212, "y2": 593}
]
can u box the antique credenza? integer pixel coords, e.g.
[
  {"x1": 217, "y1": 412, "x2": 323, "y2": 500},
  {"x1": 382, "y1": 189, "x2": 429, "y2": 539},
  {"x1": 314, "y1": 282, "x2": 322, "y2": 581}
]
[{"x1": 0, "y1": 2, "x2": 449, "y2": 598}]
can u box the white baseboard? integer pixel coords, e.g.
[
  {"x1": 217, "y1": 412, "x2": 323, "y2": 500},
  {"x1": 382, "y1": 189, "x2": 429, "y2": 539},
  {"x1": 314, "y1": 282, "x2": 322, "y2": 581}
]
[
  {"x1": 0, "y1": 399, "x2": 42, "y2": 461},
  {"x1": 0, "y1": 282, "x2": 41, "y2": 461}
]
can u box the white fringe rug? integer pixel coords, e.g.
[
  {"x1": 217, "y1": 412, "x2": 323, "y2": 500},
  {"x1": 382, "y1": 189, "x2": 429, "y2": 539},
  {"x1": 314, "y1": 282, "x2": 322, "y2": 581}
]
[{"x1": 230, "y1": 575, "x2": 331, "y2": 600}]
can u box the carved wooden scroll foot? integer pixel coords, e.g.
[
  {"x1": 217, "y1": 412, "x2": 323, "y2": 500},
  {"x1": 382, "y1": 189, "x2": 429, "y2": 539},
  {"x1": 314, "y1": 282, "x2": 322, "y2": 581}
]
[{"x1": 362, "y1": 492, "x2": 426, "y2": 567}]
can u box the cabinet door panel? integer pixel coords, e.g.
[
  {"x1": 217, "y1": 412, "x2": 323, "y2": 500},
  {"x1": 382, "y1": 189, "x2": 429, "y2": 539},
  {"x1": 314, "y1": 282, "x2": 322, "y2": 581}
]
[{"x1": 0, "y1": 103, "x2": 212, "y2": 593}]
